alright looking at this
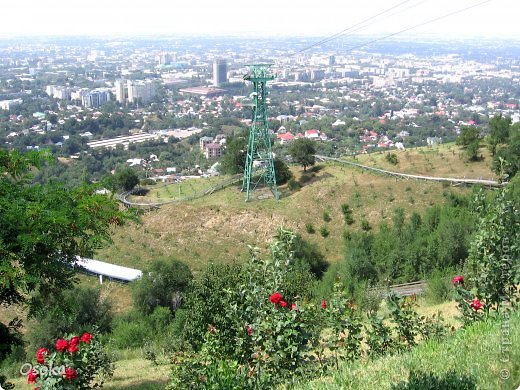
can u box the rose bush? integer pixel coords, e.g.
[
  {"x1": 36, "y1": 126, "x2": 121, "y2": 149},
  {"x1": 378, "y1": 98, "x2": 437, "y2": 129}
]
[
  {"x1": 167, "y1": 228, "x2": 450, "y2": 389},
  {"x1": 28, "y1": 332, "x2": 113, "y2": 389}
]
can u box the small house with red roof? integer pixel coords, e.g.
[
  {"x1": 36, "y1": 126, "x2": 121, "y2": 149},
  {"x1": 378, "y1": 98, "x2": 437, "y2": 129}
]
[
  {"x1": 277, "y1": 132, "x2": 295, "y2": 145},
  {"x1": 305, "y1": 129, "x2": 320, "y2": 140}
]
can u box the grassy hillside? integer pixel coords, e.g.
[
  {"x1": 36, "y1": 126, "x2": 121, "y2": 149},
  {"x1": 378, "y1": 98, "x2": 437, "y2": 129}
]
[
  {"x1": 294, "y1": 309, "x2": 520, "y2": 390},
  {"x1": 97, "y1": 143, "x2": 496, "y2": 273}
]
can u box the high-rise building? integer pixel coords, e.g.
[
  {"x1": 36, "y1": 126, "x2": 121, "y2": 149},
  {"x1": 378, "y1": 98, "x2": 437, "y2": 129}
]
[
  {"x1": 82, "y1": 90, "x2": 110, "y2": 108},
  {"x1": 213, "y1": 59, "x2": 227, "y2": 86},
  {"x1": 115, "y1": 80, "x2": 126, "y2": 103},
  {"x1": 127, "y1": 80, "x2": 157, "y2": 105},
  {"x1": 158, "y1": 53, "x2": 172, "y2": 65}
]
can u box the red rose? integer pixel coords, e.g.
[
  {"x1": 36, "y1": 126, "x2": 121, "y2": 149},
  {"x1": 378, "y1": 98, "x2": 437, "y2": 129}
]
[
  {"x1": 36, "y1": 347, "x2": 49, "y2": 364},
  {"x1": 63, "y1": 367, "x2": 78, "y2": 381},
  {"x1": 80, "y1": 332, "x2": 93, "y2": 343},
  {"x1": 452, "y1": 275, "x2": 464, "y2": 285},
  {"x1": 290, "y1": 303, "x2": 297, "y2": 310},
  {"x1": 56, "y1": 338, "x2": 69, "y2": 352},
  {"x1": 321, "y1": 299, "x2": 327, "y2": 309},
  {"x1": 27, "y1": 369, "x2": 38, "y2": 384},
  {"x1": 246, "y1": 325, "x2": 253, "y2": 336},
  {"x1": 470, "y1": 298, "x2": 483, "y2": 311},
  {"x1": 269, "y1": 292, "x2": 283, "y2": 305},
  {"x1": 280, "y1": 300, "x2": 288, "y2": 308},
  {"x1": 69, "y1": 336, "x2": 80, "y2": 347},
  {"x1": 68, "y1": 344, "x2": 79, "y2": 354}
]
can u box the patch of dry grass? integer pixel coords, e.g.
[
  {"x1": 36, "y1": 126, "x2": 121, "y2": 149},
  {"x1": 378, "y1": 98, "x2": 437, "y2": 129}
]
[{"x1": 98, "y1": 143, "x2": 495, "y2": 275}]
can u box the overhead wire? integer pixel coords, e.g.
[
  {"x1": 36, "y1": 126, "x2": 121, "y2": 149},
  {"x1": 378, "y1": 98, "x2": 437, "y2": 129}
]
[
  {"x1": 342, "y1": 0, "x2": 493, "y2": 53},
  {"x1": 290, "y1": 0, "x2": 493, "y2": 57},
  {"x1": 291, "y1": 0, "x2": 416, "y2": 56}
]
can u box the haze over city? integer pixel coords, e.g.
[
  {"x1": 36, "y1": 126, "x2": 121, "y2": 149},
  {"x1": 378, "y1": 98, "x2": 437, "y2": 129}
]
[{"x1": 1, "y1": 0, "x2": 519, "y2": 39}]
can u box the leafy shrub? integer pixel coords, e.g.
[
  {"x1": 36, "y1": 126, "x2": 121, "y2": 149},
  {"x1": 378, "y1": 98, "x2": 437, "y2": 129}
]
[
  {"x1": 323, "y1": 210, "x2": 331, "y2": 222},
  {"x1": 110, "y1": 315, "x2": 151, "y2": 349},
  {"x1": 169, "y1": 229, "x2": 324, "y2": 388},
  {"x1": 110, "y1": 307, "x2": 176, "y2": 351},
  {"x1": 341, "y1": 203, "x2": 354, "y2": 225},
  {"x1": 27, "y1": 286, "x2": 113, "y2": 353},
  {"x1": 318, "y1": 281, "x2": 363, "y2": 367},
  {"x1": 274, "y1": 158, "x2": 293, "y2": 185},
  {"x1": 174, "y1": 263, "x2": 245, "y2": 353},
  {"x1": 287, "y1": 178, "x2": 301, "y2": 191},
  {"x1": 292, "y1": 234, "x2": 328, "y2": 278},
  {"x1": 140, "y1": 178, "x2": 156, "y2": 186},
  {"x1": 361, "y1": 219, "x2": 372, "y2": 231},
  {"x1": 425, "y1": 269, "x2": 453, "y2": 304},
  {"x1": 365, "y1": 312, "x2": 396, "y2": 359},
  {"x1": 385, "y1": 153, "x2": 399, "y2": 165},
  {"x1": 386, "y1": 293, "x2": 421, "y2": 349},
  {"x1": 464, "y1": 183, "x2": 519, "y2": 314},
  {"x1": 319, "y1": 226, "x2": 330, "y2": 237},
  {"x1": 131, "y1": 258, "x2": 192, "y2": 314},
  {"x1": 391, "y1": 370, "x2": 477, "y2": 390},
  {"x1": 305, "y1": 223, "x2": 315, "y2": 234},
  {"x1": 28, "y1": 332, "x2": 114, "y2": 389}
]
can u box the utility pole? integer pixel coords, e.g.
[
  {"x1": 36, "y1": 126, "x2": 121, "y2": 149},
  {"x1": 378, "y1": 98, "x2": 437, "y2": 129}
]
[{"x1": 241, "y1": 64, "x2": 279, "y2": 201}]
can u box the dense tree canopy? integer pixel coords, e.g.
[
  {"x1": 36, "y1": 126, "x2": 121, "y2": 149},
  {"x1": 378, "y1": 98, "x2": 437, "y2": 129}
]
[
  {"x1": 219, "y1": 133, "x2": 247, "y2": 175},
  {"x1": 456, "y1": 126, "x2": 482, "y2": 161},
  {"x1": 131, "y1": 258, "x2": 193, "y2": 314},
  {"x1": 289, "y1": 138, "x2": 316, "y2": 171},
  {"x1": 487, "y1": 114, "x2": 511, "y2": 156},
  {"x1": 0, "y1": 150, "x2": 126, "y2": 313}
]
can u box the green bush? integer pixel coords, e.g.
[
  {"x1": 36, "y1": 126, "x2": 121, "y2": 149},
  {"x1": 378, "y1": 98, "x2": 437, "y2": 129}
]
[
  {"x1": 341, "y1": 203, "x2": 355, "y2": 225},
  {"x1": 425, "y1": 269, "x2": 453, "y2": 304},
  {"x1": 385, "y1": 153, "x2": 399, "y2": 165},
  {"x1": 110, "y1": 315, "x2": 151, "y2": 349},
  {"x1": 361, "y1": 219, "x2": 372, "y2": 231},
  {"x1": 323, "y1": 210, "x2": 331, "y2": 222},
  {"x1": 140, "y1": 178, "x2": 156, "y2": 186},
  {"x1": 274, "y1": 158, "x2": 293, "y2": 185},
  {"x1": 287, "y1": 178, "x2": 301, "y2": 191},
  {"x1": 305, "y1": 223, "x2": 315, "y2": 234},
  {"x1": 109, "y1": 307, "x2": 176, "y2": 350},
  {"x1": 131, "y1": 258, "x2": 192, "y2": 314},
  {"x1": 391, "y1": 370, "x2": 477, "y2": 390},
  {"x1": 26, "y1": 285, "x2": 113, "y2": 353},
  {"x1": 292, "y1": 234, "x2": 328, "y2": 278},
  {"x1": 319, "y1": 226, "x2": 330, "y2": 237}
]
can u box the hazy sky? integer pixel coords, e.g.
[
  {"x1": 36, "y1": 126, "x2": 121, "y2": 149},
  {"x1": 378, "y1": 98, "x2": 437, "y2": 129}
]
[{"x1": 0, "y1": 0, "x2": 518, "y2": 39}]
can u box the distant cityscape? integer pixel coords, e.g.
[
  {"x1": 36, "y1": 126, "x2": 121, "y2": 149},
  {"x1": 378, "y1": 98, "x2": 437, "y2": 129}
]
[{"x1": 0, "y1": 35, "x2": 519, "y2": 183}]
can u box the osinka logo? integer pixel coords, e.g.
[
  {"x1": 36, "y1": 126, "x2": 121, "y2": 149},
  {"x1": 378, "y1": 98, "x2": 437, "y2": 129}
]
[{"x1": 20, "y1": 362, "x2": 65, "y2": 377}]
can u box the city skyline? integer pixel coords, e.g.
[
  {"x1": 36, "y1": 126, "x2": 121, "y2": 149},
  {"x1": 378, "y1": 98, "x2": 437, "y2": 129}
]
[{"x1": 1, "y1": 0, "x2": 519, "y2": 40}]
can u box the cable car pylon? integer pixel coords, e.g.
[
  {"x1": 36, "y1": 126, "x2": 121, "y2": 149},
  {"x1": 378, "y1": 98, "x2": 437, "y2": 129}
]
[{"x1": 241, "y1": 64, "x2": 279, "y2": 201}]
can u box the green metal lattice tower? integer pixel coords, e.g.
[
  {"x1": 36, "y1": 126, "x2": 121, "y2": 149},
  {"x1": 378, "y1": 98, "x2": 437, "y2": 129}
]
[{"x1": 241, "y1": 64, "x2": 279, "y2": 201}]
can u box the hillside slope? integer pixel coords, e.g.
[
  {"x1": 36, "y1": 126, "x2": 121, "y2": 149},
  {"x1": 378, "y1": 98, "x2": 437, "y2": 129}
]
[
  {"x1": 296, "y1": 310, "x2": 520, "y2": 389},
  {"x1": 97, "y1": 144, "x2": 496, "y2": 272}
]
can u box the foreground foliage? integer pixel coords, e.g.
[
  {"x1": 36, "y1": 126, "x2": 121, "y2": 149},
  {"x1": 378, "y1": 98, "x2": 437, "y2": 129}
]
[
  {"x1": 167, "y1": 229, "x2": 450, "y2": 389},
  {"x1": 295, "y1": 309, "x2": 519, "y2": 389},
  {"x1": 28, "y1": 332, "x2": 113, "y2": 389}
]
